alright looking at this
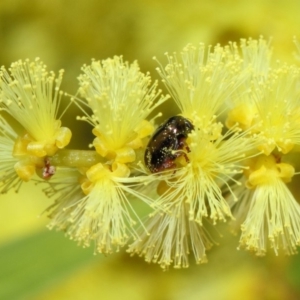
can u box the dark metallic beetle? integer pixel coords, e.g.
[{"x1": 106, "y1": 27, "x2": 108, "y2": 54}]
[{"x1": 144, "y1": 116, "x2": 194, "y2": 173}]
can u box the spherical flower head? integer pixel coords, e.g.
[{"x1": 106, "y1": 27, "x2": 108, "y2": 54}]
[
  {"x1": 155, "y1": 43, "x2": 242, "y2": 129},
  {"x1": 0, "y1": 58, "x2": 72, "y2": 181},
  {"x1": 155, "y1": 126, "x2": 257, "y2": 225},
  {"x1": 77, "y1": 56, "x2": 168, "y2": 163},
  {"x1": 129, "y1": 122, "x2": 258, "y2": 268},
  {"x1": 226, "y1": 39, "x2": 300, "y2": 155},
  {"x1": 0, "y1": 58, "x2": 72, "y2": 158},
  {"x1": 47, "y1": 162, "x2": 154, "y2": 254},
  {"x1": 233, "y1": 154, "x2": 300, "y2": 256},
  {"x1": 252, "y1": 66, "x2": 300, "y2": 155}
]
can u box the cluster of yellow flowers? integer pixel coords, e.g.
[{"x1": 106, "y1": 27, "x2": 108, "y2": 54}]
[{"x1": 1, "y1": 37, "x2": 300, "y2": 269}]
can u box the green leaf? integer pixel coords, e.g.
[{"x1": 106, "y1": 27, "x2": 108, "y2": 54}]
[{"x1": 0, "y1": 230, "x2": 99, "y2": 300}]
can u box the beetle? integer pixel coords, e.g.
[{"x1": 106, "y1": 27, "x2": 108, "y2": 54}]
[{"x1": 144, "y1": 116, "x2": 194, "y2": 173}]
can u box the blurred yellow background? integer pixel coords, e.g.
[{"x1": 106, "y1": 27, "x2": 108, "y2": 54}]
[{"x1": 1, "y1": 0, "x2": 300, "y2": 299}]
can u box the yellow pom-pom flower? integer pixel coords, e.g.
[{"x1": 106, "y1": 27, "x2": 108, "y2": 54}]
[{"x1": 0, "y1": 58, "x2": 72, "y2": 181}]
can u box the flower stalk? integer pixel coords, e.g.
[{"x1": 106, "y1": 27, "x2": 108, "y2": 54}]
[{"x1": 1, "y1": 38, "x2": 300, "y2": 269}]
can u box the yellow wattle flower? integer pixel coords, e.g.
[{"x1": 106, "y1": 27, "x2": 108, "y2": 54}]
[
  {"x1": 76, "y1": 56, "x2": 168, "y2": 164},
  {"x1": 0, "y1": 58, "x2": 72, "y2": 181}
]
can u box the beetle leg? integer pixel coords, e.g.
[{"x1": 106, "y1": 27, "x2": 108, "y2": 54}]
[
  {"x1": 177, "y1": 136, "x2": 191, "y2": 163},
  {"x1": 183, "y1": 153, "x2": 190, "y2": 163},
  {"x1": 185, "y1": 145, "x2": 191, "y2": 153}
]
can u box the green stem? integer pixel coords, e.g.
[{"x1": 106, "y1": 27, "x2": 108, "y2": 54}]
[{"x1": 50, "y1": 149, "x2": 104, "y2": 168}]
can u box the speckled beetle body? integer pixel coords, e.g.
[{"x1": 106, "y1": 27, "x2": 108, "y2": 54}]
[{"x1": 144, "y1": 116, "x2": 194, "y2": 173}]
